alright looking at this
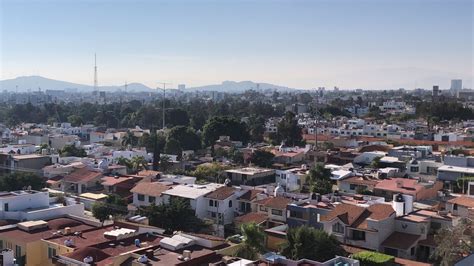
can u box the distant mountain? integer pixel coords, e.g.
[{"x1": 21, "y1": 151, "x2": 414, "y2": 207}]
[
  {"x1": 0, "y1": 76, "x2": 154, "y2": 92},
  {"x1": 187, "y1": 80, "x2": 294, "y2": 92},
  {"x1": 0, "y1": 76, "x2": 295, "y2": 93}
]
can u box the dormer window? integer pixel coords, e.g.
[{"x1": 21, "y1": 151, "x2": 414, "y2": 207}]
[{"x1": 332, "y1": 222, "x2": 344, "y2": 234}]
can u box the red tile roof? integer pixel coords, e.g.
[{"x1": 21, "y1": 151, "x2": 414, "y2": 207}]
[
  {"x1": 321, "y1": 203, "x2": 394, "y2": 228},
  {"x1": 101, "y1": 176, "x2": 133, "y2": 186},
  {"x1": 234, "y1": 212, "x2": 268, "y2": 225},
  {"x1": 255, "y1": 196, "x2": 292, "y2": 210},
  {"x1": 205, "y1": 186, "x2": 236, "y2": 200},
  {"x1": 448, "y1": 196, "x2": 474, "y2": 208},
  {"x1": 238, "y1": 189, "x2": 263, "y2": 201},
  {"x1": 63, "y1": 168, "x2": 102, "y2": 183},
  {"x1": 381, "y1": 232, "x2": 420, "y2": 250},
  {"x1": 130, "y1": 181, "x2": 173, "y2": 197}
]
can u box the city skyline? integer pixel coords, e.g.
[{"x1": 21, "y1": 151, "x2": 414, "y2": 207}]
[{"x1": 1, "y1": 0, "x2": 473, "y2": 90}]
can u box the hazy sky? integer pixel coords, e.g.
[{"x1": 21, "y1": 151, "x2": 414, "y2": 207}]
[{"x1": 0, "y1": 0, "x2": 473, "y2": 89}]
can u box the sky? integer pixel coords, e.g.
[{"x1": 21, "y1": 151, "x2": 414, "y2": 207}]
[{"x1": 0, "y1": 0, "x2": 473, "y2": 90}]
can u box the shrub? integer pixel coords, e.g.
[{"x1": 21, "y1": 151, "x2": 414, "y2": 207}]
[{"x1": 352, "y1": 251, "x2": 395, "y2": 266}]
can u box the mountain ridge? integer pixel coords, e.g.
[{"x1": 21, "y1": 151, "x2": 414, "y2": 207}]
[{"x1": 0, "y1": 76, "x2": 294, "y2": 93}]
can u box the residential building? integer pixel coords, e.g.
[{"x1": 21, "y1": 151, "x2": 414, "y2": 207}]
[
  {"x1": 225, "y1": 167, "x2": 275, "y2": 185},
  {"x1": 373, "y1": 178, "x2": 443, "y2": 201},
  {"x1": 130, "y1": 181, "x2": 174, "y2": 208},
  {"x1": 61, "y1": 168, "x2": 103, "y2": 194},
  {"x1": 255, "y1": 196, "x2": 293, "y2": 224},
  {"x1": 0, "y1": 190, "x2": 84, "y2": 221}
]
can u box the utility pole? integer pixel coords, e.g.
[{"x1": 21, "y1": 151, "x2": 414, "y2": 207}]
[
  {"x1": 94, "y1": 54, "x2": 98, "y2": 94},
  {"x1": 158, "y1": 82, "x2": 172, "y2": 129},
  {"x1": 313, "y1": 90, "x2": 319, "y2": 165}
]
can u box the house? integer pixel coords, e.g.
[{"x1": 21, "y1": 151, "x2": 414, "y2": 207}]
[
  {"x1": 320, "y1": 203, "x2": 396, "y2": 251},
  {"x1": 255, "y1": 196, "x2": 293, "y2": 224},
  {"x1": 61, "y1": 168, "x2": 103, "y2": 194},
  {"x1": 446, "y1": 196, "x2": 474, "y2": 219},
  {"x1": 0, "y1": 153, "x2": 51, "y2": 174},
  {"x1": 225, "y1": 167, "x2": 275, "y2": 185},
  {"x1": 275, "y1": 166, "x2": 308, "y2": 192},
  {"x1": 100, "y1": 175, "x2": 139, "y2": 197},
  {"x1": 438, "y1": 157, "x2": 474, "y2": 193},
  {"x1": 130, "y1": 181, "x2": 174, "y2": 208},
  {"x1": 271, "y1": 146, "x2": 307, "y2": 164},
  {"x1": 0, "y1": 217, "x2": 96, "y2": 265},
  {"x1": 338, "y1": 176, "x2": 379, "y2": 194},
  {"x1": 204, "y1": 186, "x2": 245, "y2": 225},
  {"x1": 0, "y1": 190, "x2": 84, "y2": 221},
  {"x1": 161, "y1": 183, "x2": 222, "y2": 219},
  {"x1": 286, "y1": 199, "x2": 333, "y2": 229},
  {"x1": 373, "y1": 178, "x2": 443, "y2": 201},
  {"x1": 236, "y1": 188, "x2": 266, "y2": 214}
]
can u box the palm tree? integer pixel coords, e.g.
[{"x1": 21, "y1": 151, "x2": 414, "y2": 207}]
[
  {"x1": 130, "y1": 156, "x2": 148, "y2": 173},
  {"x1": 121, "y1": 131, "x2": 137, "y2": 147},
  {"x1": 235, "y1": 223, "x2": 265, "y2": 260}
]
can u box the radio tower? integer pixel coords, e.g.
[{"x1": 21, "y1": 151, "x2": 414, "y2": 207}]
[{"x1": 93, "y1": 53, "x2": 98, "y2": 94}]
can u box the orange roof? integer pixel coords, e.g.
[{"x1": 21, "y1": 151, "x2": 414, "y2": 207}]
[
  {"x1": 374, "y1": 178, "x2": 424, "y2": 196},
  {"x1": 205, "y1": 186, "x2": 236, "y2": 200},
  {"x1": 381, "y1": 232, "x2": 420, "y2": 250},
  {"x1": 130, "y1": 181, "x2": 173, "y2": 197},
  {"x1": 101, "y1": 176, "x2": 133, "y2": 186},
  {"x1": 63, "y1": 168, "x2": 102, "y2": 183},
  {"x1": 448, "y1": 196, "x2": 474, "y2": 208},
  {"x1": 255, "y1": 196, "x2": 292, "y2": 210},
  {"x1": 321, "y1": 203, "x2": 394, "y2": 228},
  {"x1": 234, "y1": 212, "x2": 268, "y2": 225}
]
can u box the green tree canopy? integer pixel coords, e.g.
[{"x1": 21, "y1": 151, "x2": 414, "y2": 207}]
[
  {"x1": 432, "y1": 219, "x2": 473, "y2": 266},
  {"x1": 0, "y1": 172, "x2": 46, "y2": 191},
  {"x1": 235, "y1": 223, "x2": 266, "y2": 260},
  {"x1": 140, "y1": 197, "x2": 205, "y2": 234},
  {"x1": 167, "y1": 126, "x2": 201, "y2": 151},
  {"x1": 250, "y1": 150, "x2": 275, "y2": 168},
  {"x1": 59, "y1": 144, "x2": 87, "y2": 157},
  {"x1": 281, "y1": 226, "x2": 346, "y2": 262},
  {"x1": 305, "y1": 163, "x2": 333, "y2": 194},
  {"x1": 202, "y1": 116, "x2": 250, "y2": 146},
  {"x1": 274, "y1": 111, "x2": 304, "y2": 147}
]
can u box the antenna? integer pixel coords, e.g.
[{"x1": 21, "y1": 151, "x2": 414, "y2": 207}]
[
  {"x1": 158, "y1": 82, "x2": 172, "y2": 129},
  {"x1": 94, "y1": 53, "x2": 98, "y2": 93},
  {"x1": 124, "y1": 81, "x2": 128, "y2": 93}
]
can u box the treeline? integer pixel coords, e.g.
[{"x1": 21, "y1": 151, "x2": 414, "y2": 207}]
[
  {"x1": 416, "y1": 101, "x2": 474, "y2": 122},
  {"x1": 0, "y1": 98, "x2": 284, "y2": 130}
]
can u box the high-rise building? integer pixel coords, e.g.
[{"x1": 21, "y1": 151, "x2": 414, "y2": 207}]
[
  {"x1": 178, "y1": 84, "x2": 186, "y2": 90},
  {"x1": 450, "y1": 79, "x2": 462, "y2": 91},
  {"x1": 432, "y1": 85, "x2": 439, "y2": 98}
]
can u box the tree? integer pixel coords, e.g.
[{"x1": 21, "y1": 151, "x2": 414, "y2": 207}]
[
  {"x1": 59, "y1": 144, "x2": 87, "y2": 157},
  {"x1": 202, "y1": 116, "x2": 250, "y2": 146},
  {"x1": 432, "y1": 219, "x2": 473, "y2": 266},
  {"x1": 250, "y1": 150, "x2": 275, "y2": 167},
  {"x1": 165, "y1": 108, "x2": 190, "y2": 127},
  {"x1": 67, "y1": 115, "x2": 84, "y2": 127},
  {"x1": 0, "y1": 172, "x2": 46, "y2": 191},
  {"x1": 121, "y1": 131, "x2": 138, "y2": 147},
  {"x1": 92, "y1": 202, "x2": 111, "y2": 225},
  {"x1": 281, "y1": 226, "x2": 346, "y2": 262},
  {"x1": 306, "y1": 163, "x2": 333, "y2": 194},
  {"x1": 191, "y1": 163, "x2": 230, "y2": 182},
  {"x1": 141, "y1": 197, "x2": 205, "y2": 234},
  {"x1": 130, "y1": 156, "x2": 148, "y2": 173},
  {"x1": 231, "y1": 149, "x2": 244, "y2": 164},
  {"x1": 274, "y1": 111, "x2": 303, "y2": 147},
  {"x1": 247, "y1": 115, "x2": 265, "y2": 142},
  {"x1": 167, "y1": 126, "x2": 201, "y2": 151},
  {"x1": 164, "y1": 138, "x2": 182, "y2": 155},
  {"x1": 235, "y1": 223, "x2": 265, "y2": 260},
  {"x1": 159, "y1": 155, "x2": 173, "y2": 173}
]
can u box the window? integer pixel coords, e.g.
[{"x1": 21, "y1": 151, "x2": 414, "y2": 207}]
[
  {"x1": 0, "y1": 240, "x2": 3, "y2": 249},
  {"x1": 4, "y1": 203, "x2": 8, "y2": 211},
  {"x1": 209, "y1": 200, "x2": 214, "y2": 206},
  {"x1": 214, "y1": 201, "x2": 219, "y2": 207},
  {"x1": 15, "y1": 245, "x2": 22, "y2": 257},
  {"x1": 259, "y1": 205, "x2": 267, "y2": 212},
  {"x1": 332, "y1": 222, "x2": 344, "y2": 234},
  {"x1": 352, "y1": 230, "x2": 366, "y2": 241},
  {"x1": 148, "y1": 196, "x2": 156, "y2": 203},
  {"x1": 137, "y1": 194, "x2": 145, "y2": 201},
  {"x1": 280, "y1": 174, "x2": 286, "y2": 180},
  {"x1": 211, "y1": 212, "x2": 216, "y2": 218},
  {"x1": 410, "y1": 247, "x2": 415, "y2": 256},
  {"x1": 289, "y1": 210, "x2": 303, "y2": 219},
  {"x1": 48, "y1": 247, "x2": 57, "y2": 259},
  {"x1": 453, "y1": 203, "x2": 458, "y2": 210},
  {"x1": 410, "y1": 166, "x2": 419, "y2": 172},
  {"x1": 229, "y1": 200, "x2": 232, "y2": 208},
  {"x1": 350, "y1": 184, "x2": 356, "y2": 190},
  {"x1": 431, "y1": 222, "x2": 442, "y2": 231},
  {"x1": 271, "y1": 209, "x2": 283, "y2": 216}
]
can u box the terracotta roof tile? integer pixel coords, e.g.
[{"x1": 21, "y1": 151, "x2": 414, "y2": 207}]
[
  {"x1": 205, "y1": 186, "x2": 236, "y2": 200},
  {"x1": 255, "y1": 196, "x2": 292, "y2": 210},
  {"x1": 381, "y1": 232, "x2": 420, "y2": 250},
  {"x1": 130, "y1": 182, "x2": 173, "y2": 197},
  {"x1": 234, "y1": 212, "x2": 268, "y2": 225},
  {"x1": 448, "y1": 196, "x2": 474, "y2": 208},
  {"x1": 63, "y1": 168, "x2": 102, "y2": 183}
]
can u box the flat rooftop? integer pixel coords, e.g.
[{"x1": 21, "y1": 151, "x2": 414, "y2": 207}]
[
  {"x1": 162, "y1": 183, "x2": 222, "y2": 199},
  {"x1": 226, "y1": 167, "x2": 274, "y2": 175}
]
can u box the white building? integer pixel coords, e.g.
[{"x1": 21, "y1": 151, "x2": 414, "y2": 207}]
[
  {"x1": 0, "y1": 190, "x2": 84, "y2": 221},
  {"x1": 162, "y1": 183, "x2": 223, "y2": 219}
]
